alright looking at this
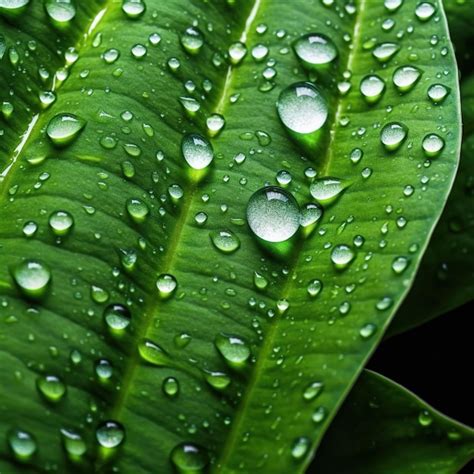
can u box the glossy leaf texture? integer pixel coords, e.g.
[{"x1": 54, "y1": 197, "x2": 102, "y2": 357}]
[
  {"x1": 313, "y1": 370, "x2": 474, "y2": 474},
  {"x1": 0, "y1": 0, "x2": 462, "y2": 473},
  {"x1": 389, "y1": 74, "x2": 474, "y2": 336}
]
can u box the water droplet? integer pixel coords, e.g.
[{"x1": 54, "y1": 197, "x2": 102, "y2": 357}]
[
  {"x1": 247, "y1": 186, "x2": 300, "y2": 243},
  {"x1": 181, "y1": 134, "x2": 213, "y2": 170},
  {"x1": 372, "y1": 42, "x2": 399, "y2": 63},
  {"x1": 215, "y1": 333, "x2": 250, "y2": 368},
  {"x1": 60, "y1": 428, "x2": 86, "y2": 457},
  {"x1": 307, "y1": 279, "x2": 322, "y2": 298},
  {"x1": 277, "y1": 83, "x2": 328, "y2": 147},
  {"x1": 103, "y1": 48, "x2": 120, "y2": 64},
  {"x1": 180, "y1": 26, "x2": 204, "y2": 55},
  {"x1": 415, "y1": 2, "x2": 435, "y2": 21},
  {"x1": 427, "y1": 84, "x2": 449, "y2": 104},
  {"x1": 393, "y1": 66, "x2": 422, "y2": 93},
  {"x1": 330, "y1": 244, "x2": 355, "y2": 269},
  {"x1": 45, "y1": 0, "x2": 76, "y2": 24},
  {"x1": 380, "y1": 122, "x2": 408, "y2": 151},
  {"x1": 13, "y1": 259, "x2": 51, "y2": 298},
  {"x1": 8, "y1": 429, "x2": 37, "y2": 460},
  {"x1": 96, "y1": 421, "x2": 125, "y2": 448},
  {"x1": 300, "y1": 202, "x2": 323, "y2": 235},
  {"x1": 303, "y1": 381, "x2": 324, "y2": 400},
  {"x1": 291, "y1": 437, "x2": 310, "y2": 460},
  {"x1": 49, "y1": 210, "x2": 73, "y2": 236},
  {"x1": 210, "y1": 229, "x2": 240, "y2": 254},
  {"x1": 37, "y1": 375, "x2": 66, "y2": 402},
  {"x1": 156, "y1": 274, "x2": 177, "y2": 298},
  {"x1": 312, "y1": 406, "x2": 327, "y2": 423},
  {"x1": 376, "y1": 296, "x2": 393, "y2": 311},
  {"x1": 206, "y1": 114, "x2": 225, "y2": 137},
  {"x1": 0, "y1": 0, "x2": 30, "y2": 15},
  {"x1": 104, "y1": 303, "x2": 131, "y2": 331},
  {"x1": 131, "y1": 43, "x2": 147, "y2": 59},
  {"x1": 392, "y1": 256, "x2": 409, "y2": 274},
  {"x1": 293, "y1": 33, "x2": 337, "y2": 69},
  {"x1": 360, "y1": 75, "x2": 385, "y2": 104},
  {"x1": 359, "y1": 323, "x2": 377, "y2": 339},
  {"x1": 418, "y1": 410, "x2": 433, "y2": 426},
  {"x1": 171, "y1": 443, "x2": 208, "y2": 473},
  {"x1": 204, "y1": 370, "x2": 231, "y2": 390},
  {"x1": 251, "y1": 43, "x2": 268, "y2": 61},
  {"x1": 310, "y1": 177, "x2": 346, "y2": 203},
  {"x1": 422, "y1": 133, "x2": 444, "y2": 157},
  {"x1": 163, "y1": 377, "x2": 179, "y2": 397},
  {"x1": 126, "y1": 198, "x2": 149, "y2": 223},
  {"x1": 384, "y1": 0, "x2": 403, "y2": 11},
  {"x1": 95, "y1": 359, "x2": 113, "y2": 381},
  {"x1": 228, "y1": 41, "x2": 247, "y2": 64},
  {"x1": 22, "y1": 221, "x2": 38, "y2": 238},
  {"x1": 253, "y1": 271, "x2": 268, "y2": 290},
  {"x1": 122, "y1": 0, "x2": 145, "y2": 19},
  {"x1": 46, "y1": 113, "x2": 86, "y2": 147}
]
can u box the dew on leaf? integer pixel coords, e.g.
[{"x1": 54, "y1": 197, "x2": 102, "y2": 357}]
[
  {"x1": 359, "y1": 323, "x2": 377, "y2": 339},
  {"x1": 96, "y1": 421, "x2": 125, "y2": 448},
  {"x1": 253, "y1": 271, "x2": 268, "y2": 290},
  {"x1": 44, "y1": 0, "x2": 76, "y2": 24},
  {"x1": 170, "y1": 443, "x2": 209, "y2": 473},
  {"x1": 206, "y1": 114, "x2": 225, "y2": 137},
  {"x1": 380, "y1": 122, "x2": 408, "y2": 151},
  {"x1": 330, "y1": 244, "x2": 355, "y2": 269},
  {"x1": 180, "y1": 27, "x2": 204, "y2": 55},
  {"x1": 182, "y1": 133, "x2": 214, "y2": 170},
  {"x1": 138, "y1": 339, "x2": 169, "y2": 366},
  {"x1": 307, "y1": 279, "x2": 322, "y2": 298},
  {"x1": 204, "y1": 370, "x2": 231, "y2": 390},
  {"x1": 60, "y1": 428, "x2": 86, "y2": 457},
  {"x1": 122, "y1": 0, "x2": 145, "y2": 19},
  {"x1": 418, "y1": 410, "x2": 433, "y2": 426},
  {"x1": 49, "y1": 210, "x2": 74, "y2": 236},
  {"x1": 303, "y1": 381, "x2": 324, "y2": 400},
  {"x1": 392, "y1": 256, "x2": 409, "y2": 274},
  {"x1": 372, "y1": 42, "x2": 399, "y2": 62},
  {"x1": 300, "y1": 202, "x2": 323, "y2": 235},
  {"x1": 126, "y1": 198, "x2": 149, "y2": 223},
  {"x1": 427, "y1": 84, "x2": 449, "y2": 104},
  {"x1": 0, "y1": 0, "x2": 30, "y2": 14},
  {"x1": 46, "y1": 113, "x2": 86, "y2": 147},
  {"x1": 104, "y1": 303, "x2": 131, "y2": 331},
  {"x1": 215, "y1": 333, "x2": 250, "y2": 368},
  {"x1": 360, "y1": 75, "x2": 385, "y2": 104},
  {"x1": 163, "y1": 377, "x2": 179, "y2": 397},
  {"x1": 156, "y1": 274, "x2": 177, "y2": 298},
  {"x1": 13, "y1": 259, "x2": 51, "y2": 298},
  {"x1": 291, "y1": 436, "x2": 310, "y2": 460},
  {"x1": 210, "y1": 229, "x2": 240, "y2": 254},
  {"x1": 415, "y1": 2, "x2": 436, "y2": 21},
  {"x1": 36, "y1": 374, "x2": 66, "y2": 402},
  {"x1": 22, "y1": 221, "x2": 38, "y2": 238},
  {"x1": 8, "y1": 429, "x2": 37, "y2": 460},
  {"x1": 293, "y1": 33, "x2": 338, "y2": 69},
  {"x1": 422, "y1": 133, "x2": 444, "y2": 157},
  {"x1": 95, "y1": 359, "x2": 113, "y2": 381},
  {"x1": 393, "y1": 66, "x2": 422, "y2": 93},
  {"x1": 309, "y1": 177, "x2": 346, "y2": 203},
  {"x1": 228, "y1": 41, "x2": 247, "y2": 64},
  {"x1": 247, "y1": 186, "x2": 300, "y2": 243}
]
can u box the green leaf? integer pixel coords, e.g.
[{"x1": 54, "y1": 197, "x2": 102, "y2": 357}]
[
  {"x1": 0, "y1": 1, "x2": 462, "y2": 472},
  {"x1": 313, "y1": 370, "x2": 474, "y2": 474},
  {"x1": 389, "y1": 75, "x2": 474, "y2": 336}
]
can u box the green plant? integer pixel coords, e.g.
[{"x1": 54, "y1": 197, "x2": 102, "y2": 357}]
[{"x1": 0, "y1": 0, "x2": 472, "y2": 473}]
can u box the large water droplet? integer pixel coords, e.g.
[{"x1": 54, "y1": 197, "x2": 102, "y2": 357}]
[
  {"x1": 330, "y1": 244, "x2": 355, "y2": 269},
  {"x1": 13, "y1": 259, "x2": 51, "y2": 298},
  {"x1": 380, "y1": 122, "x2": 408, "y2": 151},
  {"x1": 49, "y1": 210, "x2": 74, "y2": 236},
  {"x1": 104, "y1": 303, "x2": 131, "y2": 331},
  {"x1": 360, "y1": 75, "x2": 385, "y2": 104},
  {"x1": 247, "y1": 186, "x2": 300, "y2": 243},
  {"x1": 422, "y1": 133, "x2": 444, "y2": 157},
  {"x1": 8, "y1": 429, "x2": 37, "y2": 460},
  {"x1": 210, "y1": 229, "x2": 240, "y2": 254},
  {"x1": 96, "y1": 421, "x2": 125, "y2": 448},
  {"x1": 415, "y1": 2, "x2": 435, "y2": 21},
  {"x1": 293, "y1": 33, "x2": 337, "y2": 69},
  {"x1": 45, "y1": 0, "x2": 76, "y2": 24},
  {"x1": 309, "y1": 177, "x2": 346, "y2": 204},
  {"x1": 215, "y1": 333, "x2": 250, "y2": 368},
  {"x1": 393, "y1": 66, "x2": 422, "y2": 93},
  {"x1": 182, "y1": 133, "x2": 214, "y2": 170},
  {"x1": 156, "y1": 274, "x2": 177, "y2": 298},
  {"x1": 122, "y1": 0, "x2": 145, "y2": 19},
  {"x1": 277, "y1": 82, "x2": 328, "y2": 150},
  {"x1": 170, "y1": 443, "x2": 209, "y2": 473},
  {"x1": 46, "y1": 113, "x2": 86, "y2": 147},
  {"x1": 0, "y1": 0, "x2": 30, "y2": 15},
  {"x1": 180, "y1": 26, "x2": 204, "y2": 55},
  {"x1": 36, "y1": 375, "x2": 66, "y2": 402},
  {"x1": 427, "y1": 84, "x2": 449, "y2": 104}
]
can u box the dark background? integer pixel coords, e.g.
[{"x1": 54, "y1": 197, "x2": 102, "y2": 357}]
[{"x1": 368, "y1": 300, "x2": 473, "y2": 474}]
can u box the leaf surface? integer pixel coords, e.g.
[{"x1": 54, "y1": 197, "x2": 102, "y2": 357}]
[
  {"x1": 0, "y1": 0, "x2": 462, "y2": 473},
  {"x1": 313, "y1": 370, "x2": 474, "y2": 474}
]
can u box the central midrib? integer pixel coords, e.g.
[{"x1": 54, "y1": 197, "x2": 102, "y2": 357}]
[{"x1": 213, "y1": 0, "x2": 368, "y2": 470}]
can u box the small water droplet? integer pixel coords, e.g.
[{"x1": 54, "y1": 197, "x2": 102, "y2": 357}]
[
  {"x1": 380, "y1": 122, "x2": 408, "y2": 151},
  {"x1": 163, "y1": 377, "x2": 179, "y2": 397},
  {"x1": 303, "y1": 381, "x2": 324, "y2": 400},
  {"x1": 171, "y1": 443, "x2": 208, "y2": 473},
  {"x1": 392, "y1": 256, "x2": 409, "y2": 274},
  {"x1": 215, "y1": 333, "x2": 250, "y2": 368},
  {"x1": 372, "y1": 42, "x2": 399, "y2": 62},
  {"x1": 204, "y1": 370, "x2": 231, "y2": 390},
  {"x1": 210, "y1": 229, "x2": 240, "y2": 254},
  {"x1": 330, "y1": 244, "x2": 355, "y2": 269},
  {"x1": 60, "y1": 428, "x2": 86, "y2": 458},
  {"x1": 300, "y1": 202, "x2": 323, "y2": 235},
  {"x1": 415, "y1": 2, "x2": 436, "y2": 21},
  {"x1": 310, "y1": 177, "x2": 346, "y2": 203},
  {"x1": 49, "y1": 210, "x2": 74, "y2": 236},
  {"x1": 228, "y1": 41, "x2": 247, "y2": 64},
  {"x1": 359, "y1": 323, "x2": 377, "y2": 339},
  {"x1": 360, "y1": 75, "x2": 385, "y2": 104},
  {"x1": 122, "y1": 0, "x2": 145, "y2": 19},
  {"x1": 247, "y1": 186, "x2": 300, "y2": 243},
  {"x1": 156, "y1": 274, "x2": 177, "y2": 298},
  {"x1": 418, "y1": 410, "x2": 433, "y2": 426},
  {"x1": 104, "y1": 303, "x2": 131, "y2": 331},
  {"x1": 393, "y1": 66, "x2": 422, "y2": 93},
  {"x1": 8, "y1": 429, "x2": 37, "y2": 460},
  {"x1": 180, "y1": 26, "x2": 204, "y2": 55},
  {"x1": 291, "y1": 436, "x2": 310, "y2": 460},
  {"x1": 422, "y1": 133, "x2": 444, "y2": 157},
  {"x1": 36, "y1": 374, "x2": 66, "y2": 402},
  {"x1": 427, "y1": 84, "x2": 449, "y2": 104},
  {"x1": 96, "y1": 421, "x2": 125, "y2": 448},
  {"x1": 126, "y1": 198, "x2": 149, "y2": 223}
]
